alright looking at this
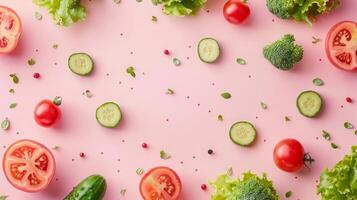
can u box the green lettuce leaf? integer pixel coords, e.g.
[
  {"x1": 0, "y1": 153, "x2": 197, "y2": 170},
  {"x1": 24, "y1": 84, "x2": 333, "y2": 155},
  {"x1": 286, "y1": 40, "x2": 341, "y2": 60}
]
[
  {"x1": 152, "y1": 0, "x2": 206, "y2": 16},
  {"x1": 317, "y1": 146, "x2": 357, "y2": 200},
  {"x1": 210, "y1": 171, "x2": 280, "y2": 200},
  {"x1": 33, "y1": 0, "x2": 86, "y2": 26}
]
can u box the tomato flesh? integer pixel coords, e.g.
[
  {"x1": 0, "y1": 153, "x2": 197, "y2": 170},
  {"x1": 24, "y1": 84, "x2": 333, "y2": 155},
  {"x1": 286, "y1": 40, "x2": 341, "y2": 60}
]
[
  {"x1": 0, "y1": 6, "x2": 21, "y2": 54},
  {"x1": 3, "y1": 140, "x2": 55, "y2": 192},
  {"x1": 140, "y1": 167, "x2": 182, "y2": 200},
  {"x1": 223, "y1": 0, "x2": 250, "y2": 25},
  {"x1": 34, "y1": 100, "x2": 61, "y2": 127},
  {"x1": 326, "y1": 21, "x2": 357, "y2": 71},
  {"x1": 273, "y1": 138, "x2": 304, "y2": 173}
]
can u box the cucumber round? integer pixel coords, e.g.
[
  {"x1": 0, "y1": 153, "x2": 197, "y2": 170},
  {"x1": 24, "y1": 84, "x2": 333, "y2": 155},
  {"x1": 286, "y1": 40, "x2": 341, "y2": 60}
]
[
  {"x1": 229, "y1": 121, "x2": 257, "y2": 146},
  {"x1": 297, "y1": 90, "x2": 323, "y2": 118},
  {"x1": 68, "y1": 53, "x2": 94, "y2": 76},
  {"x1": 96, "y1": 102, "x2": 122, "y2": 128},
  {"x1": 64, "y1": 174, "x2": 106, "y2": 200},
  {"x1": 197, "y1": 38, "x2": 220, "y2": 63}
]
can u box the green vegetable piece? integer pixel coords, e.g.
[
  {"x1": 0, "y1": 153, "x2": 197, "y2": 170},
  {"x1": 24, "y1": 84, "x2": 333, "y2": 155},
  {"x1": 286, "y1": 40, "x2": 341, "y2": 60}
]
[
  {"x1": 68, "y1": 53, "x2": 94, "y2": 76},
  {"x1": 160, "y1": 150, "x2": 171, "y2": 160},
  {"x1": 28, "y1": 58, "x2": 36, "y2": 66},
  {"x1": 221, "y1": 92, "x2": 231, "y2": 99},
  {"x1": 317, "y1": 146, "x2": 357, "y2": 200},
  {"x1": 9, "y1": 89, "x2": 15, "y2": 94},
  {"x1": 152, "y1": 0, "x2": 207, "y2": 16},
  {"x1": 313, "y1": 78, "x2": 324, "y2": 86},
  {"x1": 151, "y1": 15, "x2": 157, "y2": 22},
  {"x1": 9, "y1": 103, "x2": 17, "y2": 109},
  {"x1": 330, "y1": 143, "x2": 338, "y2": 149},
  {"x1": 126, "y1": 66, "x2": 136, "y2": 77},
  {"x1": 96, "y1": 102, "x2": 122, "y2": 128},
  {"x1": 297, "y1": 90, "x2": 323, "y2": 118},
  {"x1": 120, "y1": 189, "x2": 127, "y2": 196},
  {"x1": 64, "y1": 174, "x2": 106, "y2": 200},
  {"x1": 260, "y1": 102, "x2": 268, "y2": 109},
  {"x1": 9, "y1": 74, "x2": 19, "y2": 84},
  {"x1": 1, "y1": 118, "x2": 10, "y2": 130},
  {"x1": 198, "y1": 38, "x2": 220, "y2": 63},
  {"x1": 0, "y1": 196, "x2": 8, "y2": 200},
  {"x1": 210, "y1": 171, "x2": 280, "y2": 200},
  {"x1": 136, "y1": 168, "x2": 145, "y2": 176},
  {"x1": 173, "y1": 58, "x2": 181, "y2": 66},
  {"x1": 285, "y1": 191, "x2": 292, "y2": 198},
  {"x1": 284, "y1": 116, "x2": 290, "y2": 122},
  {"x1": 33, "y1": 0, "x2": 86, "y2": 26},
  {"x1": 229, "y1": 121, "x2": 257, "y2": 146},
  {"x1": 322, "y1": 130, "x2": 331, "y2": 141},
  {"x1": 166, "y1": 88, "x2": 174, "y2": 95},
  {"x1": 218, "y1": 115, "x2": 223, "y2": 121},
  {"x1": 263, "y1": 34, "x2": 303, "y2": 71},
  {"x1": 344, "y1": 122, "x2": 353, "y2": 129},
  {"x1": 236, "y1": 58, "x2": 247, "y2": 65}
]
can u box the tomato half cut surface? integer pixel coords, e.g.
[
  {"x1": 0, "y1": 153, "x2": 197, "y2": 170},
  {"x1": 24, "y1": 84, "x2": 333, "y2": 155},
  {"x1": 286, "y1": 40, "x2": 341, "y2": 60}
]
[
  {"x1": 140, "y1": 167, "x2": 182, "y2": 200},
  {"x1": 325, "y1": 21, "x2": 357, "y2": 71},
  {"x1": 0, "y1": 6, "x2": 21, "y2": 54},
  {"x1": 2, "y1": 140, "x2": 55, "y2": 192}
]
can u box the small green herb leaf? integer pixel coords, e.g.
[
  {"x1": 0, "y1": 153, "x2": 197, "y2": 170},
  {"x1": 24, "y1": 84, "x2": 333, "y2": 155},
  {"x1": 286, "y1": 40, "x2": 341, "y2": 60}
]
[
  {"x1": 173, "y1": 58, "x2": 181, "y2": 66},
  {"x1": 236, "y1": 58, "x2": 247, "y2": 65},
  {"x1": 160, "y1": 150, "x2": 171, "y2": 160},
  {"x1": 218, "y1": 115, "x2": 223, "y2": 121},
  {"x1": 53, "y1": 44, "x2": 59, "y2": 49},
  {"x1": 28, "y1": 58, "x2": 36, "y2": 66},
  {"x1": 1, "y1": 118, "x2": 10, "y2": 130},
  {"x1": 126, "y1": 66, "x2": 136, "y2": 78},
  {"x1": 136, "y1": 168, "x2": 145, "y2": 176},
  {"x1": 113, "y1": 0, "x2": 121, "y2": 4},
  {"x1": 8, "y1": 89, "x2": 15, "y2": 94},
  {"x1": 0, "y1": 195, "x2": 8, "y2": 200},
  {"x1": 120, "y1": 189, "x2": 127, "y2": 196},
  {"x1": 285, "y1": 191, "x2": 293, "y2": 198},
  {"x1": 284, "y1": 116, "x2": 291, "y2": 122},
  {"x1": 221, "y1": 92, "x2": 231, "y2": 99},
  {"x1": 344, "y1": 122, "x2": 353, "y2": 129},
  {"x1": 9, "y1": 74, "x2": 19, "y2": 84},
  {"x1": 331, "y1": 143, "x2": 338, "y2": 149},
  {"x1": 152, "y1": 16, "x2": 157, "y2": 22},
  {"x1": 313, "y1": 78, "x2": 324, "y2": 86},
  {"x1": 312, "y1": 36, "x2": 320, "y2": 44},
  {"x1": 52, "y1": 146, "x2": 60, "y2": 150},
  {"x1": 9, "y1": 103, "x2": 17, "y2": 109},
  {"x1": 166, "y1": 88, "x2": 174, "y2": 95},
  {"x1": 322, "y1": 130, "x2": 331, "y2": 141},
  {"x1": 260, "y1": 102, "x2": 268, "y2": 109},
  {"x1": 35, "y1": 12, "x2": 42, "y2": 20},
  {"x1": 226, "y1": 167, "x2": 233, "y2": 177}
]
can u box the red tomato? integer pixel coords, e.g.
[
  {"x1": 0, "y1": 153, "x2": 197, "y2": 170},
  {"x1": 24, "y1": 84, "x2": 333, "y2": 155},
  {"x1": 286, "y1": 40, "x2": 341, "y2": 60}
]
[
  {"x1": 325, "y1": 21, "x2": 357, "y2": 71},
  {"x1": 273, "y1": 138, "x2": 305, "y2": 172},
  {"x1": 140, "y1": 167, "x2": 182, "y2": 200},
  {"x1": 2, "y1": 140, "x2": 55, "y2": 192},
  {"x1": 34, "y1": 100, "x2": 61, "y2": 127},
  {"x1": 0, "y1": 6, "x2": 21, "y2": 54},
  {"x1": 223, "y1": 0, "x2": 250, "y2": 25}
]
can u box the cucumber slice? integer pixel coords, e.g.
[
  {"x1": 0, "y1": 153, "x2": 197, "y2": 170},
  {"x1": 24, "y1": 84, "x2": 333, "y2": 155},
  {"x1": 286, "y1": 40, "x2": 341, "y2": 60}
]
[
  {"x1": 68, "y1": 53, "x2": 94, "y2": 76},
  {"x1": 197, "y1": 38, "x2": 220, "y2": 63},
  {"x1": 229, "y1": 121, "x2": 257, "y2": 146},
  {"x1": 297, "y1": 90, "x2": 323, "y2": 118},
  {"x1": 96, "y1": 102, "x2": 122, "y2": 128}
]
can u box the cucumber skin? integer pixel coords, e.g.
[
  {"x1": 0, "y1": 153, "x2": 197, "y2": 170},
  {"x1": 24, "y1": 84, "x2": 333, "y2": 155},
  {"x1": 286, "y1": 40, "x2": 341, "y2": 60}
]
[
  {"x1": 95, "y1": 102, "x2": 122, "y2": 128},
  {"x1": 197, "y1": 37, "x2": 220, "y2": 64},
  {"x1": 297, "y1": 90, "x2": 323, "y2": 118},
  {"x1": 229, "y1": 121, "x2": 257, "y2": 147},
  {"x1": 68, "y1": 53, "x2": 94, "y2": 76},
  {"x1": 64, "y1": 175, "x2": 106, "y2": 200}
]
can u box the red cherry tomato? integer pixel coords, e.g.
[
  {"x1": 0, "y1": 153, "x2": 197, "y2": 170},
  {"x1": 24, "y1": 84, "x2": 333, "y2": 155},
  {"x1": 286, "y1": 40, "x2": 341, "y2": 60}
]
[
  {"x1": 325, "y1": 21, "x2": 357, "y2": 71},
  {"x1": 223, "y1": 0, "x2": 250, "y2": 25},
  {"x1": 34, "y1": 100, "x2": 60, "y2": 127},
  {"x1": 273, "y1": 138, "x2": 305, "y2": 172},
  {"x1": 3, "y1": 140, "x2": 56, "y2": 192},
  {"x1": 140, "y1": 166, "x2": 182, "y2": 200},
  {"x1": 0, "y1": 6, "x2": 22, "y2": 54}
]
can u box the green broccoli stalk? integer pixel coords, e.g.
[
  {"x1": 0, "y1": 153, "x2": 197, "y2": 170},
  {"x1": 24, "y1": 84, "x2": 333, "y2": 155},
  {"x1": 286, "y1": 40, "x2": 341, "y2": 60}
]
[
  {"x1": 263, "y1": 34, "x2": 303, "y2": 71},
  {"x1": 210, "y1": 171, "x2": 280, "y2": 200}
]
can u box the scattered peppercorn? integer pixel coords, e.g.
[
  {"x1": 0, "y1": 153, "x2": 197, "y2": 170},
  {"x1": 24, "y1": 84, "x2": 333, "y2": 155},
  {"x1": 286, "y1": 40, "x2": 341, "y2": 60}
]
[
  {"x1": 33, "y1": 72, "x2": 40, "y2": 79},
  {"x1": 201, "y1": 184, "x2": 207, "y2": 190},
  {"x1": 164, "y1": 49, "x2": 170, "y2": 55},
  {"x1": 208, "y1": 149, "x2": 214, "y2": 155},
  {"x1": 79, "y1": 152, "x2": 85, "y2": 158},
  {"x1": 142, "y1": 142, "x2": 148, "y2": 148},
  {"x1": 346, "y1": 97, "x2": 352, "y2": 103}
]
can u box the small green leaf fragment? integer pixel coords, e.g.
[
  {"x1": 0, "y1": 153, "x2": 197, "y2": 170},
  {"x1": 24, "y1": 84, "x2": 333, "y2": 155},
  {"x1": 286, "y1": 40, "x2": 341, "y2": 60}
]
[
  {"x1": 35, "y1": 12, "x2": 42, "y2": 20},
  {"x1": 28, "y1": 58, "x2": 36, "y2": 66},
  {"x1": 260, "y1": 102, "x2": 268, "y2": 109},
  {"x1": 52, "y1": 146, "x2": 60, "y2": 150},
  {"x1": 152, "y1": 16, "x2": 158, "y2": 22},
  {"x1": 344, "y1": 122, "x2": 353, "y2": 129},
  {"x1": 113, "y1": 0, "x2": 121, "y2": 4},
  {"x1": 166, "y1": 88, "x2": 174, "y2": 95},
  {"x1": 160, "y1": 150, "x2": 171, "y2": 160},
  {"x1": 217, "y1": 115, "x2": 223, "y2": 121},
  {"x1": 10, "y1": 74, "x2": 19, "y2": 84},
  {"x1": 0, "y1": 195, "x2": 8, "y2": 200},
  {"x1": 322, "y1": 130, "x2": 331, "y2": 141},
  {"x1": 120, "y1": 189, "x2": 127, "y2": 196},
  {"x1": 1, "y1": 118, "x2": 10, "y2": 130},
  {"x1": 9, "y1": 89, "x2": 15, "y2": 94},
  {"x1": 9, "y1": 103, "x2": 17, "y2": 109},
  {"x1": 312, "y1": 36, "x2": 320, "y2": 44},
  {"x1": 313, "y1": 78, "x2": 324, "y2": 86},
  {"x1": 236, "y1": 58, "x2": 247, "y2": 65},
  {"x1": 221, "y1": 92, "x2": 231, "y2": 99},
  {"x1": 53, "y1": 44, "x2": 59, "y2": 49},
  {"x1": 173, "y1": 58, "x2": 181, "y2": 66},
  {"x1": 284, "y1": 116, "x2": 290, "y2": 122},
  {"x1": 136, "y1": 168, "x2": 145, "y2": 176},
  {"x1": 285, "y1": 191, "x2": 293, "y2": 198},
  {"x1": 331, "y1": 143, "x2": 338, "y2": 149},
  {"x1": 126, "y1": 66, "x2": 136, "y2": 77},
  {"x1": 226, "y1": 167, "x2": 233, "y2": 176}
]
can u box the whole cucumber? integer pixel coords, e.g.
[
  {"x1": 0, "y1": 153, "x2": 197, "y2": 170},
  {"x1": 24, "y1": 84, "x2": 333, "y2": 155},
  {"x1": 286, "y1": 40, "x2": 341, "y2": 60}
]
[{"x1": 64, "y1": 174, "x2": 106, "y2": 200}]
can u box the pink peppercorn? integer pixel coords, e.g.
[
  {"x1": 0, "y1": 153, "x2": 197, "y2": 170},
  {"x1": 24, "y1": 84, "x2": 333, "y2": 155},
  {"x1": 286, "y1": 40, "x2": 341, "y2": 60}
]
[
  {"x1": 79, "y1": 152, "x2": 85, "y2": 158},
  {"x1": 164, "y1": 49, "x2": 170, "y2": 55},
  {"x1": 201, "y1": 184, "x2": 207, "y2": 190},
  {"x1": 33, "y1": 72, "x2": 40, "y2": 79},
  {"x1": 142, "y1": 143, "x2": 148, "y2": 148},
  {"x1": 346, "y1": 97, "x2": 352, "y2": 103}
]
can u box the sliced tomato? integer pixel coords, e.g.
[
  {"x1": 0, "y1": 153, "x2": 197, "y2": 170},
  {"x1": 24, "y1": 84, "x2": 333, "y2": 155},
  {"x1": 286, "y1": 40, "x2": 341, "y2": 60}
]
[
  {"x1": 140, "y1": 167, "x2": 182, "y2": 200},
  {"x1": 325, "y1": 21, "x2": 357, "y2": 71},
  {"x1": 0, "y1": 6, "x2": 21, "y2": 54},
  {"x1": 2, "y1": 140, "x2": 55, "y2": 192}
]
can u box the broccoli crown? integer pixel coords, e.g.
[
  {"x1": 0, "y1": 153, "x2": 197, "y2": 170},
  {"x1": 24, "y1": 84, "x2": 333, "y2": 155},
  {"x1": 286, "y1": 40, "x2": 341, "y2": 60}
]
[
  {"x1": 263, "y1": 34, "x2": 303, "y2": 71},
  {"x1": 236, "y1": 175, "x2": 280, "y2": 200},
  {"x1": 266, "y1": 0, "x2": 296, "y2": 19}
]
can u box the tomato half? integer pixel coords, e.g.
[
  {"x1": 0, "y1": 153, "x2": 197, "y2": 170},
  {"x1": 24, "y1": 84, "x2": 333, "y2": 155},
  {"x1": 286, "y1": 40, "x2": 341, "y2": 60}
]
[
  {"x1": 2, "y1": 140, "x2": 56, "y2": 192},
  {"x1": 223, "y1": 0, "x2": 250, "y2": 25},
  {"x1": 325, "y1": 21, "x2": 357, "y2": 71},
  {"x1": 0, "y1": 6, "x2": 21, "y2": 54},
  {"x1": 273, "y1": 138, "x2": 304, "y2": 173},
  {"x1": 140, "y1": 167, "x2": 182, "y2": 200},
  {"x1": 34, "y1": 100, "x2": 61, "y2": 127}
]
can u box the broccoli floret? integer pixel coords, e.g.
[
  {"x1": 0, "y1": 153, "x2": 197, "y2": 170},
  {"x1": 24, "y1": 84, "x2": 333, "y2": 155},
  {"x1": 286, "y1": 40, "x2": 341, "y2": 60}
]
[
  {"x1": 266, "y1": 0, "x2": 296, "y2": 19},
  {"x1": 263, "y1": 34, "x2": 303, "y2": 71}
]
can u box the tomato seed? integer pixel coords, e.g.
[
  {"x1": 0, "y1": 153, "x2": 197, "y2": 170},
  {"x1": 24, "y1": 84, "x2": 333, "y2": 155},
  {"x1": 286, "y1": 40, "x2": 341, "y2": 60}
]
[
  {"x1": 33, "y1": 73, "x2": 40, "y2": 79},
  {"x1": 164, "y1": 49, "x2": 170, "y2": 55},
  {"x1": 142, "y1": 142, "x2": 148, "y2": 148},
  {"x1": 346, "y1": 97, "x2": 352, "y2": 103},
  {"x1": 201, "y1": 184, "x2": 207, "y2": 190}
]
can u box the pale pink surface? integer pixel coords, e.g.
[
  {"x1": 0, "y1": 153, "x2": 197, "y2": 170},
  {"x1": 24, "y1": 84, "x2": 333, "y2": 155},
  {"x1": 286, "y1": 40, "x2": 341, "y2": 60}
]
[{"x1": 0, "y1": 0, "x2": 357, "y2": 199}]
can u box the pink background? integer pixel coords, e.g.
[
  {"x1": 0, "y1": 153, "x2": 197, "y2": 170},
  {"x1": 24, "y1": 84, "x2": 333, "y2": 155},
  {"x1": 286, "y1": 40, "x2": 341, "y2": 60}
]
[{"x1": 0, "y1": 0, "x2": 356, "y2": 199}]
